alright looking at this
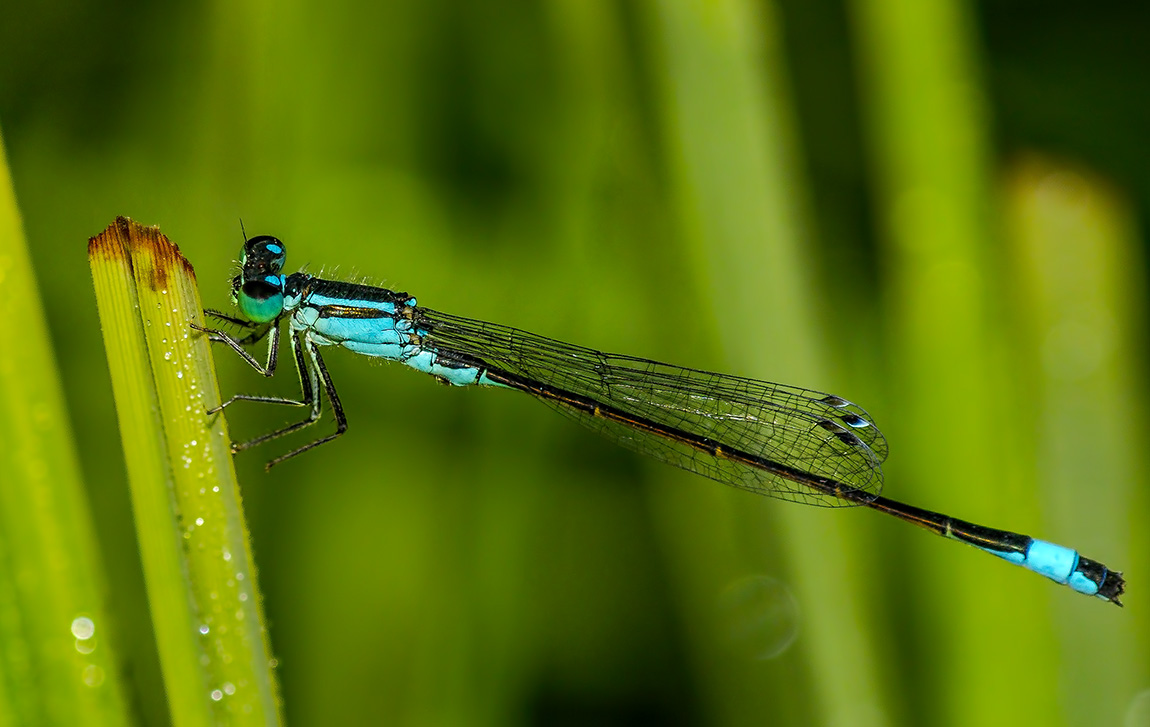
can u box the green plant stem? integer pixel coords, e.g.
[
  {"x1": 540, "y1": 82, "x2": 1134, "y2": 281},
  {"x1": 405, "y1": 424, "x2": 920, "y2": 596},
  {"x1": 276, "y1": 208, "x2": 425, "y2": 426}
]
[{"x1": 89, "y1": 217, "x2": 281, "y2": 726}]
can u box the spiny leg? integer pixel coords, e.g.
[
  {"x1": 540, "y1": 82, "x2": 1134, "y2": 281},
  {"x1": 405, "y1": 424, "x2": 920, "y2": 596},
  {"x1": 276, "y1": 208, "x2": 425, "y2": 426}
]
[
  {"x1": 204, "y1": 308, "x2": 258, "y2": 328},
  {"x1": 201, "y1": 309, "x2": 275, "y2": 345},
  {"x1": 192, "y1": 318, "x2": 281, "y2": 377},
  {"x1": 229, "y1": 330, "x2": 325, "y2": 454},
  {"x1": 196, "y1": 316, "x2": 338, "y2": 459},
  {"x1": 263, "y1": 337, "x2": 348, "y2": 470},
  {"x1": 195, "y1": 317, "x2": 317, "y2": 453}
]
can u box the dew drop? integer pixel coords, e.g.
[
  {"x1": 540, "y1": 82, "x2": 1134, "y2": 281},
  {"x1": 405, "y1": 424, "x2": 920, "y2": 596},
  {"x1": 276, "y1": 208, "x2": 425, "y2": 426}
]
[
  {"x1": 71, "y1": 616, "x2": 95, "y2": 640},
  {"x1": 717, "y1": 576, "x2": 800, "y2": 661},
  {"x1": 82, "y1": 664, "x2": 105, "y2": 688}
]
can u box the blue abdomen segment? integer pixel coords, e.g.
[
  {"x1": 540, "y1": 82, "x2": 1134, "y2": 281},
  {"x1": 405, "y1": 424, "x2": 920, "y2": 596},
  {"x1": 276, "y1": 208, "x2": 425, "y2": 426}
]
[
  {"x1": 982, "y1": 539, "x2": 1103, "y2": 597},
  {"x1": 863, "y1": 493, "x2": 1126, "y2": 604}
]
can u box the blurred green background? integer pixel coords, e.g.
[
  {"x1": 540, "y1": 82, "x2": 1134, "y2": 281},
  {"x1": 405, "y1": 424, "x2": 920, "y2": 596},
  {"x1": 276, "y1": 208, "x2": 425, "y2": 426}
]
[{"x1": 2, "y1": 0, "x2": 1149, "y2": 724}]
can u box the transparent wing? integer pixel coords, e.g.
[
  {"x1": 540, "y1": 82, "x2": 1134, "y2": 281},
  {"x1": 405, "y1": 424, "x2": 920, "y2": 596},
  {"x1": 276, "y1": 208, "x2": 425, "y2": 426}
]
[{"x1": 417, "y1": 309, "x2": 888, "y2": 507}]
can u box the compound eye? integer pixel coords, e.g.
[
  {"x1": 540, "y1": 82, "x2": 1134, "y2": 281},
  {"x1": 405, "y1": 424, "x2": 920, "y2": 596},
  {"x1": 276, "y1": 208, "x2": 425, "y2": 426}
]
[
  {"x1": 242, "y1": 278, "x2": 281, "y2": 301},
  {"x1": 238, "y1": 277, "x2": 285, "y2": 323},
  {"x1": 261, "y1": 240, "x2": 285, "y2": 270},
  {"x1": 244, "y1": 235, "x2": 287, "y2": 273}
]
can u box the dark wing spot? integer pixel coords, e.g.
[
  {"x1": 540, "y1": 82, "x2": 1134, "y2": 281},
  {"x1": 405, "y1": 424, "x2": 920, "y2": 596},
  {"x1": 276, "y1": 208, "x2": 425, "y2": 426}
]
[{"x1": 817, "y1": 419, "x2": 864, "y2": 448}]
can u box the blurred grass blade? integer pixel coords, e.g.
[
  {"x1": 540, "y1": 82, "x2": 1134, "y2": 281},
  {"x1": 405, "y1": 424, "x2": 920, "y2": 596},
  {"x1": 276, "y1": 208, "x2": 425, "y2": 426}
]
[
  {"x1": 850, "y1": 0, "x2": 1025, "y2": 722},
  {"x1": 646, "y1": 1, "x2": 888, "y2": 725},
  {"x1": 0, "y1": 131, "x2": 133, "y2": 725},
  {"x1": 1005, "y1": 157, "x2": 1150, "y2": 725},
  {"x1": 88, "y1": 217, "x2": 282, "y2": 726}
]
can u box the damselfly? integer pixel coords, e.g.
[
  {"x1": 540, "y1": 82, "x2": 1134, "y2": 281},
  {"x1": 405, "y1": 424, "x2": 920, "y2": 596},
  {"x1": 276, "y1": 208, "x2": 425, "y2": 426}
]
[{"x1": 194, "y1": 235, "x2": 1125, "y2": 605}]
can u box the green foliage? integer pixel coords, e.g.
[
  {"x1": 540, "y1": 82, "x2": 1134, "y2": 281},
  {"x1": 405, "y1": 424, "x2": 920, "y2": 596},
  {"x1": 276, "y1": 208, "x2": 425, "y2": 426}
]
[{"x1": 0, "y1": 135, "x2": 132, "y2": 725}]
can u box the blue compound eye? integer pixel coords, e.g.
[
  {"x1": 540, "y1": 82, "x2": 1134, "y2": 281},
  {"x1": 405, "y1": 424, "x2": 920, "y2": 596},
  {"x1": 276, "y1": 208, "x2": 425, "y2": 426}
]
[
  {"x1": 237, "y1": 276, "x2": 285, "y2": 323},
  {"x1": 244, "y1": 235, "x2": 287, "y2": 274}
]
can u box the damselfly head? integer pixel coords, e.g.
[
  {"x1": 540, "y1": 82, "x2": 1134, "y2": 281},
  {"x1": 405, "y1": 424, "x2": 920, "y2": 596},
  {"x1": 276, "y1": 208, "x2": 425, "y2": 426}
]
[
  {"x1": 236, "y1": 235, "x2": 287, "y2": 323},
  {"x1": 240, "y1": 235, "x2": 287, "y2": 275}
]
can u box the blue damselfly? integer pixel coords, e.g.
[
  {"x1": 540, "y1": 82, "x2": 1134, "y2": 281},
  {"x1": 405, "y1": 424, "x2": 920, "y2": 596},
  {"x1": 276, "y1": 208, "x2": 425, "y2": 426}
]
[{"x1": 194, "y1": 235, "x2": 1125, "y2": 605}]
